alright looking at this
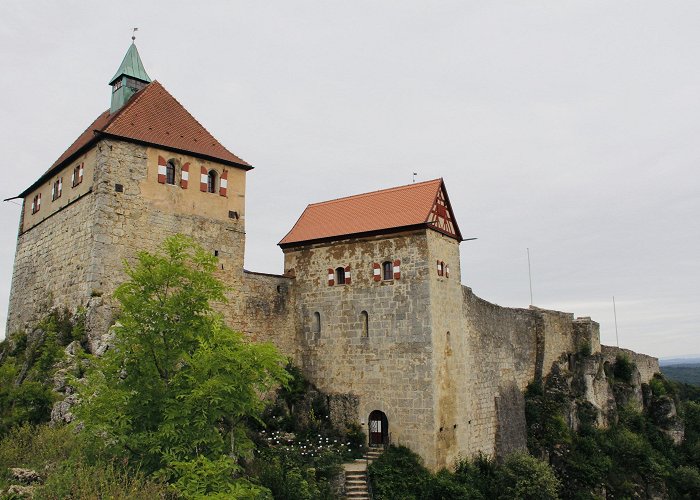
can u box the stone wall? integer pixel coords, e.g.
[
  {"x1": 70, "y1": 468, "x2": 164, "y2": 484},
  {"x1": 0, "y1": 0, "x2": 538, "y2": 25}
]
[
  {"x1": 283, "y1": 230, "x2": 439, "y2": 467},
  {"x1": 236, "y1": 270, "x2": 299, "y2": 361},
  {"x1": 601, "y1": 345, "x2": 660, "y2": 385},
  {"x1": 83, "y1": 139, "x2": 248, "y2": 340},
  {"x1": 6, "y1": 191, "x2": 96, "y2": 335},
  {"x1": 460, "y1": 287, "x2": 539, "y2": 460}
]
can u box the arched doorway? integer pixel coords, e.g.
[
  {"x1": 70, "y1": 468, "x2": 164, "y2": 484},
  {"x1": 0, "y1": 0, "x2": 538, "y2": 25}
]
[{"x1": 368, "y1": 410, "x2": 388, "y2": 447}]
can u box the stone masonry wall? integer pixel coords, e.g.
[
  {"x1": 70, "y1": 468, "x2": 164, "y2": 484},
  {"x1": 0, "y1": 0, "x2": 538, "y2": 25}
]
[
  {"x1": 85, "y1": 139, "x2": 248, "y2": 341},
  {"x1": 461, "y1": 287, "x2": 539, "y2": 459},
  {"x1": 601, "y1": 345, "x2": 660, "y2": 384},
  {"x1": 426, "y1": 230, "x2": 465, "y2": 468},
  {"x1": 236, "y1": 271, "x2": 299, "y2": 362},
  {"x1": 7, "y1": 191, "x2": 96, "y2": 335},
  {"x1": 283, "y1": 231, "x2": 439, "y2": 467}
]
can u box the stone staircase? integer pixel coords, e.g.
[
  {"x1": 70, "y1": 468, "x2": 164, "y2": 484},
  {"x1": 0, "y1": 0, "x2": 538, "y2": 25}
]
[{"x1": 344, "y1": 448, "x2": 384, "y2": 499}]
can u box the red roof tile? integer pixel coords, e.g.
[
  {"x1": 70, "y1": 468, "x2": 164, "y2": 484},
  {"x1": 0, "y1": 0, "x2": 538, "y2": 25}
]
[
  {"x1": 279, "y1": 179, "x2": 462, "y2": 247},
  {"x1": 21, "y1": 81, "x2": 249, "y2": 197}
]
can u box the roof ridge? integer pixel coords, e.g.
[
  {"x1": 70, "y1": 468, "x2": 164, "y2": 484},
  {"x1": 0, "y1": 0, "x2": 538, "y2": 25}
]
[{"x1": 307, "y1": 178, "x2": 442, "y2": 208}]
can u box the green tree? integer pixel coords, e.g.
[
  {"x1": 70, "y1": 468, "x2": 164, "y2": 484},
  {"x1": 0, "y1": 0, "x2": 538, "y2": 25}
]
[{"x1": 75, "y1": 235, "x2": 288, "y2": 495}]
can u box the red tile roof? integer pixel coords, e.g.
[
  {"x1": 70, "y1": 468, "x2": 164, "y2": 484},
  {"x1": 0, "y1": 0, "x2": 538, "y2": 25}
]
[
  {"x1": 279, "y1": 178, "x2": 462, "y2": 247},
  {"x1": 20, "y1": 81, "x2": 249, "y2": 197}
]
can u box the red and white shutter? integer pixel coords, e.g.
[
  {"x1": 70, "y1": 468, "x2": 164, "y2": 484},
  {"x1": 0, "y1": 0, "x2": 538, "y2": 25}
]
[
  {"x1": 200, "y1": 166, "x2": 208, "y2": 192},
  {"x1": 219, "y1": 169, "x2": 228, "y2": 197},
  {"x1": 58, "y1": 178, "x2": 62, "y2": 197},
  {"x1": 344, "y1": 265, "x2": 351, "y2": 285},
  {"x1": 437, "y1": 260, "x2": 443, "y2": 276},
  {"x1": 37, "y1": 193, "x2": 41, "y2": 211},
  {"x1": 327, "y1": 268, "x2": 335, "y2": 286},
  {"x1": 157, "y1": 156, "x2": 166, "y2": 183},
  {"x1": 373, "y1": 263, "x2": 381, "y2": 282},
  {"x1": 445, "y1": 264, "x2": 450, "y2": 278},
  {"x1": 78, "y1": 163, "x2": 84, "y2": 183},
  {"x1": 71, "y1": 169, "x2": 75, "y2": 186},
  {"x1": 180, "y1": 163, "x2": 190, "y2": 189},
  {"x1": 31, "y1": 198, "x2": 35, "y2": 213},
  {"x1": 393, "y1": 259, "x2": 401, "y2": 280},
  {"x1": 51, "y1": 183, "x2": 55, "y2": 200}
]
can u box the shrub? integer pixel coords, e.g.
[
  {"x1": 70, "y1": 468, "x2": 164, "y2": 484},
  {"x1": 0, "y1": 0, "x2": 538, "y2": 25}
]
[
  {"x1": 671, "y1": 465, "x2": 700, "y2": 499},
  {"x1": 36, "y1": 460, "x2": 175, "y2": 500},
  {"x1": 613, "y1": 354, "x2": 636, "y2": 384},
  {"x1": 495, "y1": 452, "x2": 560, "y2": 500},
  {"x1": 368, "y1": 445, "x2": 432, "y2": 499}
]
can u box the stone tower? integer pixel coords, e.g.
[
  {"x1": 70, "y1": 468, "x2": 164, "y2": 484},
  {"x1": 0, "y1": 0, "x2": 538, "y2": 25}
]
[
  {"x1": 6, "y1": 43, "x2": 252, "y2": 339},
  {"x1": 279, "y1": 179, "x2": 465, "y2": 468}
]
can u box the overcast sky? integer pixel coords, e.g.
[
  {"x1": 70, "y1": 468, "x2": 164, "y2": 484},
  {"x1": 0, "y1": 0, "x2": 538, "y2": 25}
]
[{"x1": 1, "y1": 1, "x2": 698, "y2": 358}]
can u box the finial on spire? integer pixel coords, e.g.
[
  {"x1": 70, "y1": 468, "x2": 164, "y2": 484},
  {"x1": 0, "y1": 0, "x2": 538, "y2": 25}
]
[{"x1": 132, "y1": 27, "x2": 138, "y2": 43}]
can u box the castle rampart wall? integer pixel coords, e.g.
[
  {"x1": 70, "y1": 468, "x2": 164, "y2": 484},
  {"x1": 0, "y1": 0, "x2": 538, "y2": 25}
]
[
  {"x1": 601, "y1": 345, "x2": 659, "y2": 384},
  {"x1": 461, "y1": 286, "x2": 538, "y2": 459}
]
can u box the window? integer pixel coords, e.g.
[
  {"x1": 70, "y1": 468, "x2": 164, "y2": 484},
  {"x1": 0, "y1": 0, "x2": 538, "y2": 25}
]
[
  {"x1": 336, "y1": 267, "x2": 346, "y2": 285},
  {"x1": 72, "y1": 163, "x2": 83, "y2": 187},
  {"x1": 52, "y1": 178, "x2": 62, "y2": 201},
  {"x1": 166, "y1": 161, "x2": 176, "y2": 185},
  {"x1": 207, "y1": 170, "x2": 217, "y2": 193},
  {"x1": 31, "y1": 193, "x2": 41, "y2": 214},
  {"x1": 313, "y1": 312, "x2": 321, "y2": 339},
  {"x1": 382, "y1": 261, "x2": 393, "y2": 281},
  {"x1": 361, "y1": 311, "x2": 369, "y2": 338}
]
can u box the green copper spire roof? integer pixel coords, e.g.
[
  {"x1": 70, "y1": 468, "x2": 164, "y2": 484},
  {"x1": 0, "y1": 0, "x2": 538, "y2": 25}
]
[
  {"x1": 109, "y1": 42, "x2": 151, "y2": 86},
  {"x1": 109, "y1": 42, "x2": 151, "y2": 114}
]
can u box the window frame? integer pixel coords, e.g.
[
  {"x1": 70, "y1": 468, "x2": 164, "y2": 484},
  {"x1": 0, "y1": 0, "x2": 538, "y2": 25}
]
[
  {"x1": 335, "y1": 266, "x2": 346, "y2": 285},
  {"x1": 165, "y1": 161, "x2": 176, "y2": 185},
  {"x1": 382, "y1": 261, "x2": 394, "y2": 281},
  {"x1": 207, "y1": 170, "x2": 217, "y2": 193}
]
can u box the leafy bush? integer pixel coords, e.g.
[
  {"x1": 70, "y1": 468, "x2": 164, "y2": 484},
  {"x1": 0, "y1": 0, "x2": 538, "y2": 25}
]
[
  {"x1": 495, "y1": 452, "x2": 560, "y2": 500},
  {"x1": 36, "y1": 460, "x2": 174, "y2": 500},
  {"x1": 613, "y1": 354, "x2": 636, "y2": 383},
  {"x1": 368, "y1": 445, "x2": 432, "y2": 499}
]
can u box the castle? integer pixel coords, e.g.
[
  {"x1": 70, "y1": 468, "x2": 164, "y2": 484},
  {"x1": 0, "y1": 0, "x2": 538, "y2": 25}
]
[{"x1": 6, "y1": 43, "x2": 660, "y2": 470}]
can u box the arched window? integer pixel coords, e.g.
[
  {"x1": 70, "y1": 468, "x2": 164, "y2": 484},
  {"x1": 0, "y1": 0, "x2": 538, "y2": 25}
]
[
  {"x1": 382, "y1": 261, "x2": 393, "y2": 281},
  {"x1": 336, "y1": 267, "x2": 346, "y2": 285},
  {"x1": 361, "y1": 311, "x2": 369, "y2": 338},
  {"x1": 166, "y1": 161, "x2": 176, "y2": 185},
  {"x1": 207, "y1": 170, "x2": 217, "y2": 193}
]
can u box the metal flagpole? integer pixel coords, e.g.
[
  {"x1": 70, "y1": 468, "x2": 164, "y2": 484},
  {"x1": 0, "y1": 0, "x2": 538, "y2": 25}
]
[
  {"x1": 613, "y1": 296, "x2": 619, "y2": 347},
  {"x1": 527, "y1": 248, "x2": 533, "y2": 305}
]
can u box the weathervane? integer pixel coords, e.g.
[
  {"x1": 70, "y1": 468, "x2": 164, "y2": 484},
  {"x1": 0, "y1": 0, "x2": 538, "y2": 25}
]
[{"x1": 132, "y1": 27, "x2": 139, "y2": 43}]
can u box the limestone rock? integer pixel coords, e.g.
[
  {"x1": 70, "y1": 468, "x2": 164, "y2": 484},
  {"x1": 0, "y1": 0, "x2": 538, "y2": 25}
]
[
  {"x1": 51, "y1": 393, "x2": 79, "y2": 424},
  {"x1": 6, "y1": 484, "x2": 35, "y2": 498},
  {"x1": 10, "y1": 468, "x2": 41, "y2": 484}
]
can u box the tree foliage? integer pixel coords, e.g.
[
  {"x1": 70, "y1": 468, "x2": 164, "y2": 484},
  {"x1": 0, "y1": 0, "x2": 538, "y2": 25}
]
[{"x1": 75, "y1": 235, "x2": 289, "y2": 492}]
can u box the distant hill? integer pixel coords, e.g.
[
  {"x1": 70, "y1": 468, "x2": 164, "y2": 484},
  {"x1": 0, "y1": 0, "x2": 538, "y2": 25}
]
[
  {"x1": 660, "y1": 356, "x2": 700, "y2": 367},
  {"x1": 661, "y1": 363, "x2": 700, "y2": 386}
]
